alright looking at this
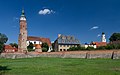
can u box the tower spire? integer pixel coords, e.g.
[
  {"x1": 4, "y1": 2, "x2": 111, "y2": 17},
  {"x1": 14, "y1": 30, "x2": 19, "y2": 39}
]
[
  {"x1": 101, "y1": 32, "x2": 106, "y2": 42},
  {"x1": 21, "y1": 9, "x2": 25, "y2": 17},
  {"x1": 20, "y1": 9, "x2": 26, "y2": 21}
]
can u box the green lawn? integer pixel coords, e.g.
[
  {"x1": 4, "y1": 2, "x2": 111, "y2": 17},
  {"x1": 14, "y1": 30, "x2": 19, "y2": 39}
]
[{"x1": 0, "y1": 57, "x2": 120, "y2": 75}]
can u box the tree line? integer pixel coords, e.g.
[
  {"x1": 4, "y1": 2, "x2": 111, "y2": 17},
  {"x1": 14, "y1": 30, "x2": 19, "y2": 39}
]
[{"x1": 68, "y1": 33, "x2": 120, "y2": 51}]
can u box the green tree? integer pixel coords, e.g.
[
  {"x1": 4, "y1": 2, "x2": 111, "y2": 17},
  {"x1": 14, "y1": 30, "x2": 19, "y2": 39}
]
[
  {"x1": 96, "y1": 46, "x2": 106, "y2": 50},
  {"x1": 109, "y1": 33, "x2": 120, "y2": 42},
  {"x1": 27, "y1": 42, "x2": 34, "y2": 52},
  {"x1": 86, "y1": 46, "x2": 95, "y2": 50},
  {"x1": 68, "y1": 46, "x2": 86, "y2": 51},
  {"x1": 51, "y1": 43, "x2": 55, "y2": 52},
  {"x1": 9, "y1": 43, "x2": 18, "y2": 48},
  {"x1": 0, "y1": 33, "x2": 8, "y2": 53},
  {"x1": 42, "y1": 43, "x2": 49, "y2": 52}
]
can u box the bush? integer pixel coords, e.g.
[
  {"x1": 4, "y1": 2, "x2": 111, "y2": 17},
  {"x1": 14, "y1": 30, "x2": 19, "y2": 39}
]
[
  {"x1": 27, "y1": 42, "x2": 34, "y2": 52},
  {"x1": 42, "y1": 43, "x2": 49, "y2": 52},
  {"x1": 97, "y1": 46, "x2": 106, "y2": 50},
  {"x1": 68, "y1": 46, "x2": 89, "y2": 51},
  {"x1": 86, "y1": 47, "x2": 95, "y2": 50},
  {"x1": 42, "y1": 47, "x2": 48, "y2": 52},
  {"x1": 27, "y1": 48, "x2": 35, "y2": 52}
]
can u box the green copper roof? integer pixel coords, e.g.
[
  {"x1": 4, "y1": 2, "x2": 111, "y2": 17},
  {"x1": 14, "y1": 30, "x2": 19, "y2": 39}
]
[{"x1": 21, "y1": 9, "x2": 25, "y2": 17}]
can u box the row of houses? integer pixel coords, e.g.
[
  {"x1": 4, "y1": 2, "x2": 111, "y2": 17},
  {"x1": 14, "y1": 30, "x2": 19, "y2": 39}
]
[{"x1": 4, "y1": 32, "x2": 107, "y2": 53}]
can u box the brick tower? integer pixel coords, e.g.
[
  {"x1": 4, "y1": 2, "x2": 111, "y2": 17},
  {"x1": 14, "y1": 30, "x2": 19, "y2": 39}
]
[{"x1": 18, "y1": 9, "x2": 28, "y2": 53}]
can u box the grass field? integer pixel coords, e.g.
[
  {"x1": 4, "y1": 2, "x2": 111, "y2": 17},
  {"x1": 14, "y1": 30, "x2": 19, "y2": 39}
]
[{"x1": 0, "y1": 57, "x2": 120, "y2": 75}]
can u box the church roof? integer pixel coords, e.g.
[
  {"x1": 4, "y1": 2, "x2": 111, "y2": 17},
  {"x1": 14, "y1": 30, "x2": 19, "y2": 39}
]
[
  {"x1": 57, "y1": 35, "x2": 80, "y2": 44},
  {"x1": 94, "y1": 42, "x2": 107, "y2": 47},
  {"x1": 27, "y1": 36, "x2": 52, "y2": 46}
]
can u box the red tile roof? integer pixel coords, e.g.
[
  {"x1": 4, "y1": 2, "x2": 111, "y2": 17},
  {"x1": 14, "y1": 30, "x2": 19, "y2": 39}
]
[
  {"x1": 4, "y1": 45, "x2": 18, "y2": 52},
  {"x1": 27, "y1": 36, "x2": 52, "y2": 46},
  {"x1": 94, "y1": 42, "x2": 107, "y2": 47}
]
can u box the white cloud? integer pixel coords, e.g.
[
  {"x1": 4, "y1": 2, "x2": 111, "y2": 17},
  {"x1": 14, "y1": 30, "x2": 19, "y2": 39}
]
[
  {"x1": 97, "y1": 34, "x2": 101, "y2": 37},
  {"x1": 90, "y1": 26, "x2": 99, "y2": 30},
  {"x1": 38, "y1": 9, "x2": 55, "y2": 15}
]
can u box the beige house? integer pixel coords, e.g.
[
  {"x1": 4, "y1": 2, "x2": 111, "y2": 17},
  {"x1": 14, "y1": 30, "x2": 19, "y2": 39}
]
[{"x1": 54, "y1": 34, "x2": 80, "y2": 51}]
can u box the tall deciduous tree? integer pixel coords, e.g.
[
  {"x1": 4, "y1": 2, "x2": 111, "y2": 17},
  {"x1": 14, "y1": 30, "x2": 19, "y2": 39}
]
[
  {"x1": 109, "y1": 33, "x2": 120, "y2": 42},
  {"x1": 0, "y1": 33, "x2": 8, "y2": 52}
]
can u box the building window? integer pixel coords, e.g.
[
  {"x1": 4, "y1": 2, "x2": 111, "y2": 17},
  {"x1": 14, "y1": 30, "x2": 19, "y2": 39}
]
[
  {"x1": 64, "y1": 45, "x2": 66, "y2": 47},
  {"x1": 63, "y1": 49, "x2": 66, "y2": 51},
  {"x1": 67, "y1": 45, "x2": 69, "y2": 47},
  {"x1": 60, "y1": 49, "x2": 62, "y2": 51},
  {"x1": 60, "y1": 45, "x2": 62, "y2": 47}
]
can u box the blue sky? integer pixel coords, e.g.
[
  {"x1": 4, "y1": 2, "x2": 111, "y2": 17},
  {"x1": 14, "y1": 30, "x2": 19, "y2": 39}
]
[{"x1": 0, "y1": 0, "x2": 120, "y2": 44}]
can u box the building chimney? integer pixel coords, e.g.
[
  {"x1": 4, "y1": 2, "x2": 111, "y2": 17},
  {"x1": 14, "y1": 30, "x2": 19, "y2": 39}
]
[{"x1": 58, "y1": 34, "x2": 61, "y2": 38}]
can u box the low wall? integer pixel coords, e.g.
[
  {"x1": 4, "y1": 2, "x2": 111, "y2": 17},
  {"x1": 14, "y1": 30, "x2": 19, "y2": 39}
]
[{"x1": 0, "y1": 50, "x2": 120, "y2": 59}]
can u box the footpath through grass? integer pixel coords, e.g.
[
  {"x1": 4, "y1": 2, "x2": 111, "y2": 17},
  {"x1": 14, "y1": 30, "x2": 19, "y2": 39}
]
[{"x1": 0, "y1": 57, "x2": 120, "y2": 75}]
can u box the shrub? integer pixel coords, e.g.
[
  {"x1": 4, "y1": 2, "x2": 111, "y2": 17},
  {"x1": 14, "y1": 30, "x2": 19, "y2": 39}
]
[
  {"x1": 86, "y1": 47, "x2": 95, "y2": 50},
  {"x1": 96, "y1": 46, "x2": 106, "y2": 50},
  {"x1": 42, "y1": 47, "x2": 48, "y2": 52}
]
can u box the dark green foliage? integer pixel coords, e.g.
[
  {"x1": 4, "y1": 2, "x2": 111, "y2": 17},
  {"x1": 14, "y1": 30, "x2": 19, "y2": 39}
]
[
  {"x1": 42, "y1": 47, "x2": 48, "y2": 52},
  {"x1": 0, "y1": 33, "x2": 8, "y2": 44},
  {"x1": 0, "y1": 44, "x2": 4, "y2": 53},
  {"x1": 97, "y1": 44, "x2": 120, "y2": 50},
  {"x1": 9, "y1": 43, "x2": 18, "y2": 48},
  {"x1": 109, "y1": 33, "x2": 120, "y2": 42},
  {"x1": 86, "y1": 46, "x2": 95, "y2": 50},
  {"x1": 0, "y1": 33, "x2": 8, "y2": 53},
  {"x1": 68, "y1": 46, "x2": 86, "y2": 51},
  {"x1": 42, "y1": 42, "x2": 49, "y2": 52},
  {"x1": 51, "y1": 43, "x2": 55, "y2": 52},
  {"x1": 105, "y1": 44, "x2": 113, "y2": 50},
  {"x1": 27, "y1": 42, "x2": 34, "y2": 52},
  {"x1": 97, "y1": 46, "x2": 106, "y2": 50}
]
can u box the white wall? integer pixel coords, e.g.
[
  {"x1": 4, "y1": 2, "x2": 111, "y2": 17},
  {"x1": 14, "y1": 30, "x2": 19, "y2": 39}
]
[
  {"x1": 27, "y1": 41, "x2": 42, "y2": 46},
  {"x1": 82, "y1": 44, "x2": 97, "y2": 49}
]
